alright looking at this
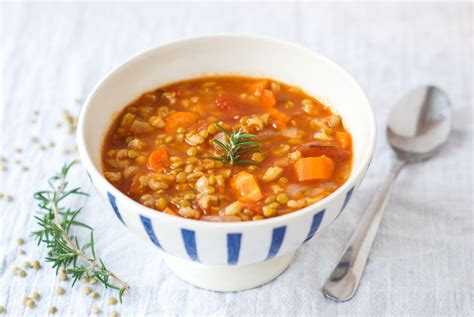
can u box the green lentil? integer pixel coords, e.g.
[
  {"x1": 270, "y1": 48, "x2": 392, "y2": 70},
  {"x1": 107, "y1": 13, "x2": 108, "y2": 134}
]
[
  {"x1": 48, "y1": 306, "x2": 58, "y2": 314},
  {"x1": 184, "y1": 164, "x2": 194, "y2": 173},
  {"x1": 186, "y1": 147, "x2": 197, "y2": 156},
  {"x1": 251, "y1": 152, "x2": 265, "y2": 163},
  {"x1": 176, "y1": 172, "x2": 187, "y2": 183},
  {"x1": 55, "y1": 287, "x2": 65, "y2": 295},
  {"x1": 269, "y1": 202, "x2": 280, "y2": 209},
  {"x1": 155, "y1": 197, "x2": 167, "y2": 210},
  {"x1": 31, "y1": 292, "x2": 41, "y2": 300},
  {"x1": 184, "y1": 193, "x2": 196, "y2": 200},
  {"x1": 186, "y1": 157, "x2": 198, "y2": 164},
  {"x1": 127, "y1": 150, "x2": 140, "y2": 158},
  {"x1": 136, "y1": 156, "x2": 147, "y2": 165},
  {"x1": 25, "y1": 299, "x2": 36, "y2": 308},
  {"x1": 178, "y1": 199, "x2": 191, "y2": 208},
  {"x1": 90, "y1": 291, "x2": 100, "y2": 299},
  {"x1": 16, "y1": 238, "x2": 25, "y2": 245},
  {"x1": 264, "y1": 196, "x2": 276, "y2": 204},
  {"x1": 0, "y1": 305, "x2": 5, "y2": 313},
  {"x1": 198, "y1": 130, "x2": 209, "y2": 138},
  {"x1": 109, "y1": 311, "x2": 119, "y2": 317},
  {"x1": 170, "y1": 162, "x2": 183, "y2": 169},
  {"x1": 90, "y1": 306, "x2": 101, "y2": 314},
  {"x1": 276, "y1": 193, "x2": 289, "y2": 204},
  {"x1": 262, "y1": 205, "x2": 277, "y2": 217},
  {"x1": 57, "y1": 270, "x2": 67, "y2": 281},
  {"x1": 32, "y1": 261, "x2": 41, "y2": 269},
  {"x1": 108, "y1": 296, "x2": 118, "y2": 305},
  {"x1": 207, "y1": 123, "x2": 218, "y2": 134},
  {"x1": 83, "y1": 287, "x2": 92, "y2": 295}
]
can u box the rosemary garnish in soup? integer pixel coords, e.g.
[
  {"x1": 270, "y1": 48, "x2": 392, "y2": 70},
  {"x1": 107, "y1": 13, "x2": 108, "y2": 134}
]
[{"x1": 211, "y1": 124, "x2": 260, "y2": 166}]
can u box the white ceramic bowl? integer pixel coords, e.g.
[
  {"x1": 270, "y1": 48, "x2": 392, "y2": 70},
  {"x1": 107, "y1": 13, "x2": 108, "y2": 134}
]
[{"x1": 77, "y1": 34, "x2": 376, "y2": 292}]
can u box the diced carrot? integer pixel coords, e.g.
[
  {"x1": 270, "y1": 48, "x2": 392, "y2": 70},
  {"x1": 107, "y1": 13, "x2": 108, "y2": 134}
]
[
  {"x1": 294, "y1": 156, "x2": 335, "y2": 181},
  {"x1": 147, "y1": 148, "x2": 169, "y2": 171},
  {"x1": 335, "y1": 131, "x2": 352, "y2": 149},
  {"x1": 230, "y1": 171, "x2": 263, "y2": 201},
  {"x1": 163, "y1": 207, "x2": 180, "y2": 217},
  {"x1": 261, "y1": 89, "x2": 276, "y2": 108},
  {"x1": 268, "y1": 108, "x2": 290, "y2": 124},
  {"x1": 248, "y1": 80, "x2": 269, "y2": 95},
  {"x1": 165, "y1": 112, "x2": 200, "y2": 134}
]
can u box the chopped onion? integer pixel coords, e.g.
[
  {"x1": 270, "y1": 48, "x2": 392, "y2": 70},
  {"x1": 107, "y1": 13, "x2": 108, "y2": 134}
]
[
  {"x1": 281, "y1": 127, "x2": 298, "y2": 138},
  {"x1": 286, "y1": 184, "x2": 309, "y2": 199}
]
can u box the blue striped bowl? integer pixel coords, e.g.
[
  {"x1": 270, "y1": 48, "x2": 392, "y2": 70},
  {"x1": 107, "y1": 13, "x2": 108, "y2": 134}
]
[{"x1": 77, "y1": 35, "x2": 376, "y2": 291}]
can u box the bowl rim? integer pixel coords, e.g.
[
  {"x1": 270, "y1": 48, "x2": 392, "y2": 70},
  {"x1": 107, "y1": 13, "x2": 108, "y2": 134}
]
[{"x1": 77, "y1": 33, "x2": 376, "y2": 230}]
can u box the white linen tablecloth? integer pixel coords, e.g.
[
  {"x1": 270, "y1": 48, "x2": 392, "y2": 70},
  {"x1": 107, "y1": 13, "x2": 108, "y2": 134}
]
[{"x1": 1, "y1": 2, "x2": 473, "y2": 316}]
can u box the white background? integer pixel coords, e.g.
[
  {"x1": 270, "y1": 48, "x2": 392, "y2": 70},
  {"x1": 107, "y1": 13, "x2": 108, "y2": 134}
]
[{"x1": 1, "y1": 1, "x2": 473, "y2": 316}]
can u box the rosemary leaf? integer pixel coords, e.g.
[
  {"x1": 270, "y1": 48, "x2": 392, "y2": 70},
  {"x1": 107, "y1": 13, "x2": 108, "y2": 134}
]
[
  {"x1": 212, "y1": 124, "x2": 261, "y2": 165},
  {"x1": 32, "y1": 162, "x2": 129, "y2": 302}
]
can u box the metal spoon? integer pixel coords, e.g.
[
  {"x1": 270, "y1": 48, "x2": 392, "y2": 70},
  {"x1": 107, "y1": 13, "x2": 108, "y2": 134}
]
[{"x1": 322, "y1": 86, "x2": 452, "y2": 302}]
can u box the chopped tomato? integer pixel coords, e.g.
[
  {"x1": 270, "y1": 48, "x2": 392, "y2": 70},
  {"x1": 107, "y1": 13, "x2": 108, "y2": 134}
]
[{"x1": 215, "y1": 94, "x2": 240, "y2": 110}]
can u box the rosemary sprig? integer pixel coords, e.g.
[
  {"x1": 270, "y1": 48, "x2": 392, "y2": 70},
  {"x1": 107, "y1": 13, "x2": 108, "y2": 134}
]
[
  {"x1": 211, "y1": 124, "x2": 260, "y2": 165},
  {"x1": 32, "y1": 162, "x2": 129, "y2": 302}
]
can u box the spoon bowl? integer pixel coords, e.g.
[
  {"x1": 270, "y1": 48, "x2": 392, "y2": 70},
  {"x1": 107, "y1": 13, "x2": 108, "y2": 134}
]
[{"x1": 387, "y1": 86, "x2": 452, "y2": 161}]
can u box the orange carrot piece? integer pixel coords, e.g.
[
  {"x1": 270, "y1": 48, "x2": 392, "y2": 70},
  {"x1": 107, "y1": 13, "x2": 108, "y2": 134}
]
[
  {"x1": 268, "y1": 108, "x2": 290, "y2": 124},
  {"x1": 248, "y1": 80, "x2": 269, "y2": 95},
  {"x1": 165, "y1": 112, "x2": 200, "y2": 134},
  {"x1": 261, "y1": 89, "x2": 276, "y2": 108},
  {"x1": 335, "y1": 131, "x2": 352, "y2": 149},
  {"x1": 230, "y1": 171, "x2": 263, "y2": 201},
  {"x1": 147, "y1": 148, "x2": 169, "y2": 171},
  {"x1": 164, "y1": 207, "x2": 180, "y2": 217},
  {"x1": 294, "y1": 156, "x2": 335, "y2": 181}
]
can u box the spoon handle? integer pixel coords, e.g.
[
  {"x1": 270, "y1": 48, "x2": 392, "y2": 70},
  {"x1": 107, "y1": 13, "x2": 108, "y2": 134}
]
[{"x1": 322, "y1": 158, "x2": 405, "y2": 302}]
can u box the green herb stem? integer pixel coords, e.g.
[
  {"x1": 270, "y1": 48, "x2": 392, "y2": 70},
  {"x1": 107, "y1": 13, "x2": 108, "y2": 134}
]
[
  {"x1": 32, "y1": 162, "x2": 129, "y2": 302},
  {"x1": 212, "y1": 124, "x2": 260, "y2": 165}
]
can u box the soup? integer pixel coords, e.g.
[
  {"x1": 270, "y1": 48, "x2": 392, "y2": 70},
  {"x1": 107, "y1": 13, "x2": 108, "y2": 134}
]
[{"x1": 101, "y1": 77, "x2": 352, "y2": 222}]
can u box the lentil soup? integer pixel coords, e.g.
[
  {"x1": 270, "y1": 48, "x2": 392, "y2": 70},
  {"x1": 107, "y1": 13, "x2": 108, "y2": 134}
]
[{"x1": 102, "y1": 77, "x2": 352, "y2": 222}]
